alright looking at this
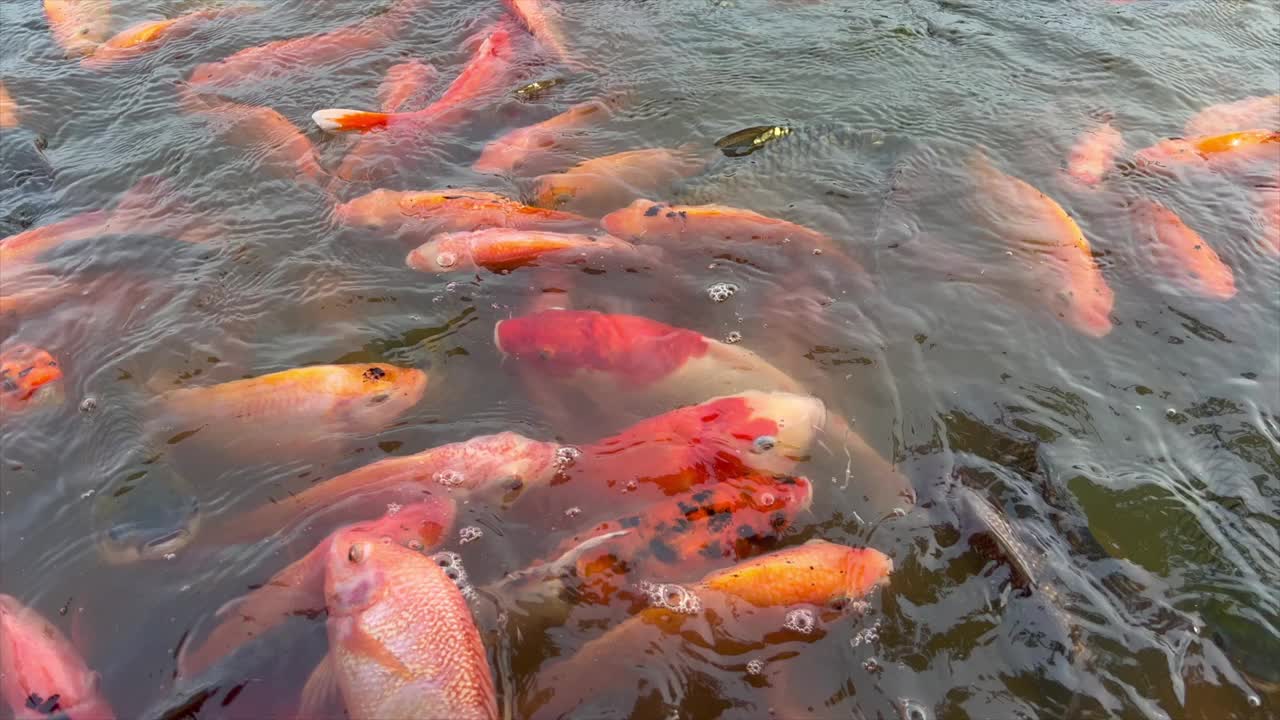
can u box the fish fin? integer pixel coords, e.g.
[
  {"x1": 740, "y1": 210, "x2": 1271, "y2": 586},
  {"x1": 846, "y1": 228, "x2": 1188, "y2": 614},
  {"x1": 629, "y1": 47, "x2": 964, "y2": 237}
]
[
  {"x1": 346, "y1": 625, "x2": 415, "y2": 680},
  {"x1": 312, "y1": 108, "x2": 391, "y2": 133},
  {"x1": 296, "y1": 652, "x2": 340, "y2": 719},
  {"x1": 547, "y1": 529, "x2": 632, "y2": 577}
]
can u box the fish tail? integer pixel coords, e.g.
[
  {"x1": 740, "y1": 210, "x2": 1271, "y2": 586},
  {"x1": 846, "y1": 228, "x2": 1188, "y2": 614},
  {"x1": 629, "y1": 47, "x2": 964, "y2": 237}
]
[{"x1": 312, "y1": 108, "x2": 392, "y2": 133}]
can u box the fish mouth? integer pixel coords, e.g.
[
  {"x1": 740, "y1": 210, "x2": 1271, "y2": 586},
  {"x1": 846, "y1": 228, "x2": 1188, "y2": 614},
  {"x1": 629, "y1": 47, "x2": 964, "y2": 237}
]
[
  {"x1": 23, "y1": 381, "x2": 66, "y2": 410},
  {"x1": 97, "y1": 515, "x2": 200, "y2": 564}
]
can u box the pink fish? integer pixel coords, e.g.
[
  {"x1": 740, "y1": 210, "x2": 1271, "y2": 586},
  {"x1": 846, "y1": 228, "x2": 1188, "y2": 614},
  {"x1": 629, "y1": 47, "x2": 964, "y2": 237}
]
[
  {"x1": 473, "y1": 98, "x2": 615, "y2": 175},
  {"x1": 0, "y1": 594, "x2": 115, "y2": 720},
  {"x1": 1129, "y1": 198, "x2": 1236, "y2": 300},
  {"x1": 82, "y1": 6, "x2": 259, "y2": 70},
  {"x1": 1184, "y1": 95, "x2": 1280, "y2": 137},
  {"x1": 406, "y1": 228, "x2": 642, "y2": 273},
  {"x1": 1064, "y1": 121, "x2": 1123, "y2": 187},
  {"x1": 178, "y1": 89, "x2": 327, "y2": 185},
  {"x1": 504, "y1": 0, "x2": 574, "y2": 66},
  {"x1": 43, "y1": 0, "x2": 111, "y2": 57},
  {"x1": 377, "y1": 59, "x2": 439, "y2": 112}
]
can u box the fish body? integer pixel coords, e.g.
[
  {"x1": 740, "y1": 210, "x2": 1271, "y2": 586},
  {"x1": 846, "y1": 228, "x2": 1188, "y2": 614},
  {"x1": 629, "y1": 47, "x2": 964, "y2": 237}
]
[
  {"x1": 0, "y1": 344, "x2": 63, "y2": 414},
  {"x1": 504, "y1": 0, "x2": 573, "y2": 65},
  {"x1": 335, "y1": 189, "x2": 595, "y2": 239},
  {"x1": 1130, "y1": 198, "x2": 1236, "y2": 300},
  {"x1": 377, "y1": 59, "x2": 439, "y2": 113},
  {"x1": 146, "y1": 363, "x2": 427, "y2": 456},
  {"x1": 0, "y1": 594, "x2": 115, "y2": 720},
  {"x1": 473, "y1": 99, "x2": 613, "y2": 174},
  {"x1": 970, "y1": 153, "x2": 1115, "y2": 337},
  {"x1": 320, "y1": 528, "x2": 498, "y2": 720},
  {"x1": 43, "y1": 0, "x2": 111, "y2": 57},
  {"x1": 83, "y1": 6, "x2": 258, "y2": 69},
  {"x1": 1064, "y1": 121, "x2": 1123, "y2": 186},
  {"x1": 0, "y1": 82, "x2": 19, "y2": 128},
  {"x1": 532, "y1": 147, "x2": 708, "y2": 216},
  {"x1": 179, "y1": 90, "x2": 327, "y2": 184},
  {"x1": 1135, "y1": 129, "x2": 1280, "y2": 170},
  {"x1": 1184, "y1": 95, "x2": 1280, "y2": 137},
  {"x1": 407, "y1": 228, "x2": 638, "y2": 273}
]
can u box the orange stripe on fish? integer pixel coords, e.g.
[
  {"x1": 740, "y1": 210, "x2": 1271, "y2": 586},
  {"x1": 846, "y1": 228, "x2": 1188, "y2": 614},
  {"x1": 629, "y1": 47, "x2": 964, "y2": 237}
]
[{"x1": 312, "y1": 108, "x2": 393, "y2": 133}]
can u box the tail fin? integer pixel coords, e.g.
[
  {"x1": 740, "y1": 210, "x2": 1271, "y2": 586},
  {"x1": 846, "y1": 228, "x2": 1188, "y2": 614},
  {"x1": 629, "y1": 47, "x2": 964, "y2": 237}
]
[{"x1": 312, "y1": 108, "x2": 392, "y2": 133}]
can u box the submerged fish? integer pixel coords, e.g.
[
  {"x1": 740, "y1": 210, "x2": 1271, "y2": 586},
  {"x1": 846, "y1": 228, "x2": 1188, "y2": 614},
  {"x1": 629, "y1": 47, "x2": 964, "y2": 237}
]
[
  {"x1": 473, "y1": 98, "x2": 614, "y2": 175},
  {"x1": 377, "y1": 59, "x2": 439, "y2": 113},
  {"x1": 513, "y1": 77, "x2": 564, "y2": 102},
  {"x1": 43, "y1": 0, "x2": 111, "y2": 57},
  {"x1": 83, "y1": 6, "x2": 259, "y2": 69},
  {"x1": 179, "y1": 90, "x2": 327, "y2": 185},
  {"x1": 406, "y1": 228, "x2": 640, "y2": 274},
  {"x1": 146, "y1": 363, "x2": 427, "y2": 458},
  {"x1": 304, "y1": 527, "x2": 498, "y2": 720},
  {"x1": 0, "y1": 594, "x2": 115, "y2": 720},
  {"x1": 0, "y1": 81, "x2": 19, "y2": 129},
  {"x1": 1134, "y1": 129, "x2": 1280, "y2": 171},
  {"x1": 970, "y1": 152, "x2": 1115, "y2": 337},
  {"x1": 0, "y1": 343, "x2": 64, "y2": 415},
  {"x1": 532, "y1": 147, "x2": 709, "y2": 216},
  {"x1": 714, "y1": 124, "x2": 793, "y2": 157},
  {"x1": 178, "y1": 500, "x2": 456, "y2": 680},
  {"x1": 335, "y1": 189, "x2": 595, "y2": 240},
  {"x1": 1184, "y1": 94, "x2": 1280, "y2": 137},
  {"x1": 504, "y1": 0, "x2": 574, "y2": 66},
  {"x1": 1064, "y1": 120, "x2": 1123, "y2": 187},
  {"x1": 1129, "y1": 198, "x2": 1236, "y2": 300}
]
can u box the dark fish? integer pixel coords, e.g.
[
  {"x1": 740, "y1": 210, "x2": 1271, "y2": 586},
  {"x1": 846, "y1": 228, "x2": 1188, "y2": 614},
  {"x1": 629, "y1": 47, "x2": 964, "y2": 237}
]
[
  {"x1": 93, "y1": 461, "x2": 201, "y2": 564},
  {"x1": 0, "y1": 128, "x2": 55, "y2": 236},
  {"x1": 714, "y1": 124, "x2": 792, "y2": 157},
  {"x1": 513, "y1": 77, "x2": 564, "y2": 101}
]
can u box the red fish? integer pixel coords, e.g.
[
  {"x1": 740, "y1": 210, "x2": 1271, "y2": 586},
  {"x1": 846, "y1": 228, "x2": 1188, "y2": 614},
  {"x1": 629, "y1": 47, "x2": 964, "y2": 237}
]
[
  {"x1": 532, "y1": 147, "x2": 708, "y2": 216},
  {"x1": 1134, "y1": 129, "x2": 1280, "y2": 171},
  {"x1": 177, "y1": 499, "x2": 456, "y2": 680},
  {"x1": 520, "y1": 540, "x2": 892, "y2": 720},
  {"x1": 1184, "y1": 95, "x2": 1280, "y2": 137},
  {"x1": 304, "y1": 526, "x2": 499, "y2": 720},
  {"x1": 0, "y1": 81, "x2": 19, "y2": 129},
  {"x1": 43, "y1": 0, "x2": 111, "y2": 57},
  {"x1": 504, "y1": 0, "x2": 574, "y2": 66},
  {"x1": 406, "y1": 228, "x2": 642, "y2": 273},
  {"x1": 188, "y1": 0, "x2": 421, "y2": 89},
  {"x1": 473, "y1": 98, "x2": 614, "y2": 174},
  {"x1": 179, "y1": 89, "x2": 327, "y2": 185},
  {"x1": 82, "y1": 6, "x2": 259, "y2": 69},
  {"x1": 334, "y1": 189, "x2": 596, "y2": 241},
  {"x1": 0, "y1": 594, "x2": 115, "y2": 720},
  {"x1": 1064, "y1": 120, "x2": 1123, "y2": 187},
  {"x1": 0, "y1": 344, "x2": 64, "y2": 414},
  {"x1": 377, "y1": 59, "x2": 439, "y2": 113},
  {"x1": 1129, "y1": 198, "x2": 1236, "y2": 300}
]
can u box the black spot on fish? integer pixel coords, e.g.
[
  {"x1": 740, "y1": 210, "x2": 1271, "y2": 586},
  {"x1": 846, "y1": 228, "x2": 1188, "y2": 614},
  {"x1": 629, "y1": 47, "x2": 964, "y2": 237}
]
[
  {"x1": 26, "y1": 693, "x2": 61, "y2": 715},
  {"x1": 691, "y1": 490, "x2": 713, "y2": 504},
  {"x1": 363, "y1": 367, "x2": 387, "y2": 381},
  {"x1": 1, "y1": 379, "x2": 17, "y2": 393},
  {"x1": 619, "y1": 515, "x2": 642, "y2": 528},
  {"x1": 665, "y1": 211, "x2": 678, "y2": 218},
  {"x1": 678, "y1": 211, "x2": 688, "y2": 218},
  {"x1": 699, "y1": 541, "x2": 723, "y2": 559},
  {"x1": 708, "y1": 512, "x2": 733, "y2": 533},
  {"x1": 736, "y1": 524, "x2": 761, "y2": 540},
  {"x1": 17, "y1": 365, "x2": 33, "y2": 378},
  {"x1": 672, "y1": 517, "x2": 691, "y2": 533},
  {"x1": 648, "y1": 538, "x2": 678, "y2": 564},
  {"x1": 643, "y1": 204, "x2": 662, "y2": 217},
  {"x1": 676, "y1": 500, "x2": 698, "y2": 516}
]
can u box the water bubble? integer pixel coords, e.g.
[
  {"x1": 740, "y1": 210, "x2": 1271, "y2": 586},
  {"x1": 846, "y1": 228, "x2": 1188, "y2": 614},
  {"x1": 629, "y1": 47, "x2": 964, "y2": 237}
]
[
  {"x1": 783, "y1": 608, "x2": 816, "y2": 634},
  {"x1": 433, "y1": 551, "x2": 474, "y2": 597},
  {"x1": 896, "y1": 698, "x2": 930, "y2": 720},
  {"x1": 851, "y1": 619, "x2": 882, "y2": 647},
  {"x1": 445, "y1": 281, "x2": 459, "y2": 293},
  {"x1": 751, "y1": 435, "x2": 778, "y2": 454},
  {"x1": 163, "y1": 552, "x2": 177, "y2": 561},
  {"x1": 812, "y1": 248, "x2": 822, "y2": 255},
  {"x1": 706, "y1": 282, "x2": 739, "y2": 303},
  {"x1": 459, "y1": 526, "x2": 483, "y2": 544},
  {"x1": 436, "y1": 252, "x2": 458, "y2": 268},
  {"x1": 1165, "y1": 408, "x2": 1178, "y2": 419},
  {"x1": 564, "y1": 506, "x2": 582, "y2": 518},
  {"x1": 79, "y1": 489, "x2": 95, "y2": 500},
  {"x1": 758, "y1": 492, "x2": 776, "y2": 506},
  {"x1": 1247, "y1": 695, "x2": 1261, "y2": 708},
  {"x1": 385, "y1": 502, "x2": 402, "y2": 515},
  {"x1": 746, "y1": 659, "x2": 765, "y2": 676},
  {"x1": 724, "y1": 331, "x2": 742, "y2": 344},
  {"x1": 624, "y1": 479, "x2": 638, "y2": 493},
  {"x1": 79, "y1": 397, "x2": 98, "y2": 413},
  {"x1": 555, "y1": 446, "x2": 582, "y2": 468},
  {"x1": 639, "y1": 582, "x2": 701, "y2": 614},
  {"x1": 433, "y1": 470, "x2": 466, "y2": 488},
  {"x1": 862, "y1": 657, "x2": 880, "y2": 672}
]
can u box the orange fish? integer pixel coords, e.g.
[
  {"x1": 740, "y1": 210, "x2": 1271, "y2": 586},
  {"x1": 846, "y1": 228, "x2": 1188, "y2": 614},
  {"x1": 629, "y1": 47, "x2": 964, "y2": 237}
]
[
  {"x1": 334, "y1": 189, "x2": 596, "y2": 240},
  {"x1": 1129, "y1": 198, "x2": 1236, "y2": 300},
  {"x1": 520, "y1": 540, "x2": 891, "y2": 719},
  {"x1": 188, "y1": 0, "x2": 420, "y2": 89},
  {"x1": 473, "y1": 98, "x2": 614, "y2": 175},
  {"x1": 146, "y1": 363, "x2": 427, "y2": 458},
  {"x1": 303, "y1": 527, "x2": 498, "y2": 720},
  {"x1": 970, "y1": 152, "x2": 1115, "y2": 337},
  {"x1": 0, "y1": 81, "x2": 19, "y2": 129},
  {"x1": 43, "y1": 0, "x2": 111, "y2": 57},
  {"x1": 0, "y1": 594, "x2": 115, "y2": 720},
  {"x1": 1135, "y1": 129, "x2": 1280, "y2": 170},
  {"x1": 178, "y1": 89, "x2": 327, "y2": 185},
  {"x1": 82, "y1": 6, "x2": 259, "y2": 69},
  {"x1": 504, "y1": 0, "x2": 574, "y2": 66},
  {"x1": 208, "y1": 432, "x2": 561, "y2": 544},
  {"x1": 1064, "y1": 121, "x2": 1123, "y2": 186},
  {"x1": 406, "y1": 228, "x2": 641, "y2": 273},
  {"x1": 0, "y1": 344, "x2": 64, "y2": 414},
  {"x1": 177, "y1": 500, "x2": 456, "y2": 680},
  {"x1": 1184, "y1": 94, "x2": 1280, "y2": 137},
  {"x1": 533, "y1": 147, "x2": 708, "y2": 216},
  {"x1": 377, "y1": 59, "x2": 439, "y2": 113}
]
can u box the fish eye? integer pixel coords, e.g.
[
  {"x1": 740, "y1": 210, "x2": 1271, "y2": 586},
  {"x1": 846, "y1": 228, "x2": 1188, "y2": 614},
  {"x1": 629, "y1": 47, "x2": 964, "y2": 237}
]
[
  {"x1": 751, "y1": 436, "x2": 778, "y2": 453},
  {"x1": 368, "y1": 393, "x2": 390, "y2": 405},
  {"x1": 348, "y1": 543, "x2": 368, "y2": 563},
  {"x1": 436, "y1": 252, "x2": 458, "y2": 268},
  {"x1": 408, "y1": 539, "x2": 424, "y2": 551},
  {"x1": 1, "y1": 379, "x2": 17, "y2": 393},
  {"x1": 363, "y1": 367, "x2": 387, "y2": 381}
]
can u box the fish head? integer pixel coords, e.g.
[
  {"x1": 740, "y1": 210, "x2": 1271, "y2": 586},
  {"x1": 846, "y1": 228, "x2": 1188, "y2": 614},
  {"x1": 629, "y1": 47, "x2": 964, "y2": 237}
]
[
  {"x1": 0, "y1": 343, "x2": 64, "y2": 413},
  {"x1": 1060, "y1": 284, "x2": 1115, "y2": 338},
  {"x1": 600, "y1": 199, "x2": 682, "y2": 240},
  {"x1": 356, "y1": 496, "x2": 457, "y2": 553},
  {"x1": 837, "y1": 544, "x2": 894, "y2": 599},
  {"x1": 0, "y1": 594, "x2": 116, "y2": 720},
  {"x1": 738, "y1": 474, "x2": 815, "y2": 514},
  {"x1": 711, "y1": 391, "x2": 826, "y2": 474},
  {"x1": 1134, "y1": 138, "x2": 1200, "y2": 169},
  {"x1": 406, "y1": 233, "x2": 472, "y2": 273},
  {"x1": 335, "y1": 364, "x2": 428, "y2": 430},
  {"x1": 532, "y1": 173, "x2": 586, "y2": 210},
  {"x1": 472, "y1": 139, "x2": 527, "y2": 175},
  {"x1": 324, "y1": 529, "x2": 397, "y2": 618},
  {"x1": 334, "y1": 189, "x2": 404, "y2": 231},
  {"x1": 44, "y1": 0, "x2": 111, "y2": 57}
]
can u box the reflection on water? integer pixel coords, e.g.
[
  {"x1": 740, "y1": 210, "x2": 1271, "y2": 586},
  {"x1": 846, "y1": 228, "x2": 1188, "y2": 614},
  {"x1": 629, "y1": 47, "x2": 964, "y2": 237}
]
[{"x1": 1, "y1": 0, "x2": 1278, "y2": 718}]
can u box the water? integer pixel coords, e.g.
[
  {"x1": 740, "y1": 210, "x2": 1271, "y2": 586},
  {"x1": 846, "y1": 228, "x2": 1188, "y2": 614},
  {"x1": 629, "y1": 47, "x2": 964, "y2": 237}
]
[{"x1": 1, "y1": 0, "x2": 1278, "y2": 718}]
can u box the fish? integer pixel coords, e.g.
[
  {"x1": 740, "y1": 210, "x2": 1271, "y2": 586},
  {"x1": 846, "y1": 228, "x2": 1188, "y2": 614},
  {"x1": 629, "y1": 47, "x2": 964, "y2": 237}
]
[
  {"x1": 0, "y1": 81, "x2": 19, "y2": 129},
  {"x1": 301, "y1": 527, "x2": 498, "y2": 720},
  {"x1": 519, "y1": 540, "x2": 892, "y2": 719},
  {"x1": 406, "y1": 228, "x2": 642, "y2": 274},
  {"x1": 714, "y1": 124, "x2": 792, "y2": 158},
  {"x1": 1134, "y1": 129, "x2": 1280, "y2": 171},
  {"x1": 532, "y1": 147, "x2": 709, "y2": 216},
  {"x1": 0, "y1": 343, "x2": 64, "y2": 415},
  {"x1": 513, "y1": 77, "x2": 564, "y2": 102},
  {"x1": 0, "y1": 594, "x2": 115, "y2": 720},
  {"x1": 145, "y1": 363, "x2": 427, "y2": 459},
  {"x1": 1129, "y1": 198, "x2": 1236, "y2": 300},
  {"x1": 334, "y1": 189, "x2": 596, "y2": 240},
  {"x1": 188, "y1": 0, "x2": 421, "y2": 89},
  {"x1": 1064, "y1": 121, "x2": 1123, "y2": 187},
  {"x1": 504, "y1": 0, "x2": 574, "y2": 66},
  {"x1": 970, "y1": 152, "x2": 1115, "y2": 337},
  {"x1": 178, "y1": 89, "x2": 327, "y2": 185},
  {"x1": 43, "y1": 0, "x2": 111, "y2": 57},
  {"x1": 472, "y1": 98, "x2": 615, "y2": 175},
  {"x1": 1253, "y1": 182, "x2": 1280, "y2": 256},
  {"x1": 206, "y1": 432, "x2": 561, "y2": 544},
  {"x1": 177, "y1": 500, "x2": 456, "y2": 680},
  {"x1": 377, "y1": 59, "x2": 439, "y2": 113},
  {"x1": 82, "y1": 6, "x2": 259, "y2": 69},
  {"x1": 1184, "y1": 94, "x2": 1280, "y2": 137}
]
